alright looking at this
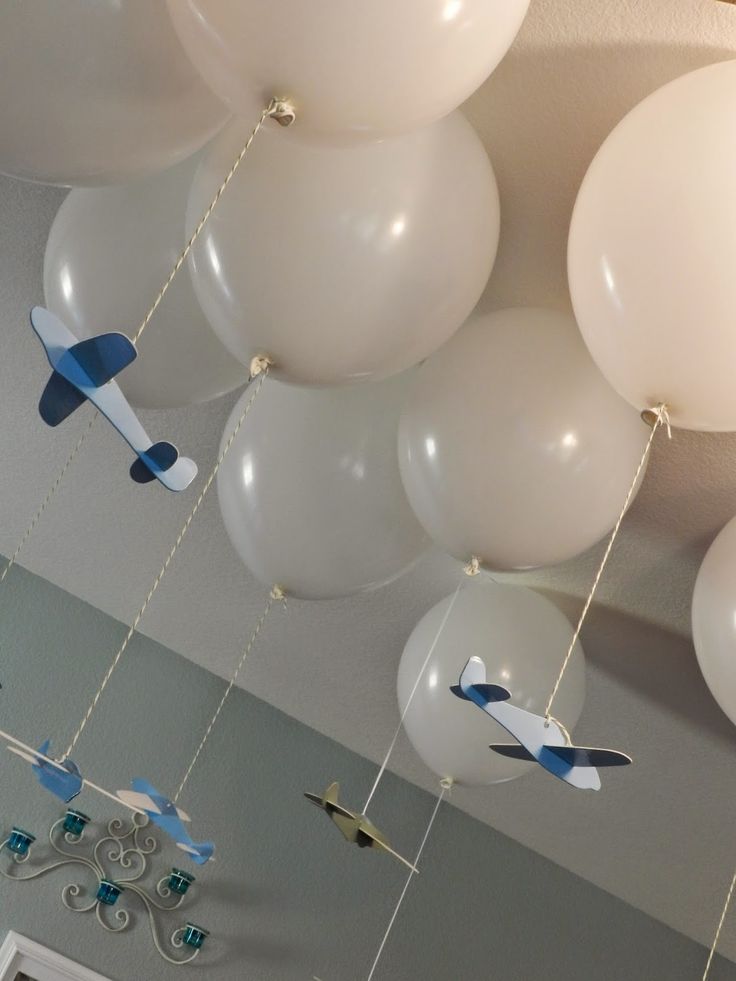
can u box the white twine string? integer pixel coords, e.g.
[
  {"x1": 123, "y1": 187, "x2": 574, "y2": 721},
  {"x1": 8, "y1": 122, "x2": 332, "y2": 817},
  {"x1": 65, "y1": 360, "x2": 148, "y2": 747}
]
[
  {"x1": 172, "y1": 586, "x2": 285, "y2": 804},
  {"x1": 363, "y1": 582, "x2": 463, "y2": 814},
  {"x1": 131, "y1": 98, "x2": 293, "y2": 347},
  {"x1": 544, "y1": 403, "x2": 671, "y2": 721},
  {"x1": 0, "y1": 100, "x2": 290, "y2": 593},
  {"x1": 365, "y1": 782, "x2": 449, "y2": 981},
  {"x1": 0, "y1": 411, "x2": 100, "y2": 586},
  {"x1": 64, "y1": 365, "x2": 271, "y2": 760},
  {"x1": 702, "y1": 866, "x2": 736, "y2": 981}
]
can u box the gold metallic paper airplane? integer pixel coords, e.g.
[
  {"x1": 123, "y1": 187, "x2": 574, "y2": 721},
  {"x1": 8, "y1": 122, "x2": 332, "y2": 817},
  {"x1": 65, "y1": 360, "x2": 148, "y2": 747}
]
[{"x1": 304, "y1": 782, "x2": 418, "y2": 873}]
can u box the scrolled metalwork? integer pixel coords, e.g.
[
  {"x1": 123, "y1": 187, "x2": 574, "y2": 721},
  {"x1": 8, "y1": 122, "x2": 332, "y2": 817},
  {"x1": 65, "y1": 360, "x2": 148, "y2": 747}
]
[{"x1": 1, "y1": 813, "x2": 202, "y2": 965}]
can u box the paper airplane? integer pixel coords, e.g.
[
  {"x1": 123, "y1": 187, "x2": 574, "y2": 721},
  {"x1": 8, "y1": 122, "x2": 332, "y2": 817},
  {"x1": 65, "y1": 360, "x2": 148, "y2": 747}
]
[
  {"x1": 117, "y1": 779, "x2": 214, "y2": 865},
  {"x1": 8, "y1": 739, "x2": 83, "y2": 802},
  {"x1": 29, "y1": 307, "x2": 197, "y2": 492},
  {"x1": 452, "y1": 657, "x2": 631, "y2": 791},
  {"x1": 304, "y1": 782, "x2": 417, "y2": 873}
]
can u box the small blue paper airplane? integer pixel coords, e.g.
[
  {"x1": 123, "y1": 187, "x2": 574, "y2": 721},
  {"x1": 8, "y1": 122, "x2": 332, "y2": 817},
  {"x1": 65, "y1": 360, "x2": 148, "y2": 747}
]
[
  {"x1": 8, "y1": 739, "x2": 83, "y2": 803},
  {"x1": 451, "y1": 657, "x2": 632, "y2": 791},
  {"x1": 116, "y1": 779, "x2": 214, "y2": 865},
  {"x1": 29, "y1": 307, "x2": 198, "y2": 492}
]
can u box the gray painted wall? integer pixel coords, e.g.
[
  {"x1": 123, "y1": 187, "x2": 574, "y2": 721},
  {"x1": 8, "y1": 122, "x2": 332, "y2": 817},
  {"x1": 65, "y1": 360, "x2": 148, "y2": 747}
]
[{"x1": 0, "y1": 560, "x2": 730, "y2": 981}]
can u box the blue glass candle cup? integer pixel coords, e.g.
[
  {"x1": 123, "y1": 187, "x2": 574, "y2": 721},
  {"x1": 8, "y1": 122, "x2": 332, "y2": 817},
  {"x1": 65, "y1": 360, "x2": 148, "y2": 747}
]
[
  {"x1": 6, "y1": 828, "x2": 35, "y2": 856},
  {"x1": 182, "y1": 923, "x2": 209, "y2": 949},
  {"x1": 63, "y1": 809, "x2": 90, "y2": 838},
  {"x1": 96, "y1": 879, "x2": 124, "y2": 906},
  {"x1": 168, "y1": 868, "x2": 195, "y2": 895}
]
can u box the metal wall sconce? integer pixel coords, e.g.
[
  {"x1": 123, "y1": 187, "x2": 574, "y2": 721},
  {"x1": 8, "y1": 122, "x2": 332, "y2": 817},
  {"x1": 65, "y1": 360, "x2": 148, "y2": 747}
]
[{"x1": 1, "y1": 810, "x2": 209, "y2": 966}]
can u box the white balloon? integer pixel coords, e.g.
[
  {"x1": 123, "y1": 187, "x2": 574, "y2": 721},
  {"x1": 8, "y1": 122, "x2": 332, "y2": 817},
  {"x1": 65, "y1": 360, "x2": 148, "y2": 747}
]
[
  {"x1": 398, "y1": 578, "x2": 586, "y2": 786},
  {"x1": 398, "y1": 309, "x2": 649, "y2": 571},
  {"x1": 217, "y1": 374, "x2": 429, "y2": 600},
  {"x1": 569, "y1": 60, "x2": 736, "y2": 432},
  {"x1": 692, "y1": 515, "x2": 736, "y2": 727},
  {"x1": 0, "y1": 0, "x2": 228, "y2": 186},
  {"x1": 188, "y1": 113, "x2": 499, "y2": 385},
  {"x1": 43, "y1": 157, "x2": 246, "y2": 410},
  {"x1": 167, "y1": 0, "x2": 530, "y2": 143}
]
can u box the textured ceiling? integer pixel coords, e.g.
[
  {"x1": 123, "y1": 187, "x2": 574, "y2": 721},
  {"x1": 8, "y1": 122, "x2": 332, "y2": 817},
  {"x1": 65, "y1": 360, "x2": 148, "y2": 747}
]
[{"x1": 3, "y1": 0, "x2": 736, "y2": 963}]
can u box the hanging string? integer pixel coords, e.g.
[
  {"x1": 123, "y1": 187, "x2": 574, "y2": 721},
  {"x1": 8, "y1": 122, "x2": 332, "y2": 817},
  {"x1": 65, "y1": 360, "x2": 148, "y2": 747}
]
[
  {"x1": 0, "y1": 410, "x2": 100, "y2": 585},
  {"x1": 702, "y1": 865, "x2": 736, "y2": 981},
  {"x1": 0, "y1": 99, "x2": 293, "y2": 593},
  {"x1": 365, "y1": 780, "x2": 449, "y2": 981},
  {"x1": 172, "y1": 585, "x2": 285, "y2": 804},
  {"x1": 544, "y1": 403, "x2": 671, "y2": 721},
  {"x1": 363, "y1": 581, "x2": 464, "y2": 815},
  {"x1": 131, "y1": 97, "x2": 294, "y2": 347},
  {"x1": 63, "y1": 363, "x2": 272, "y2": 760}
]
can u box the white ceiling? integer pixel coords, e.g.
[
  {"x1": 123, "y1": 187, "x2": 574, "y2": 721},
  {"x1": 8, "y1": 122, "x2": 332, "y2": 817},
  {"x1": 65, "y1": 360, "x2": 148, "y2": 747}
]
[{"x1": 3, "y1": 0, "x2": 736, "y2": 961}]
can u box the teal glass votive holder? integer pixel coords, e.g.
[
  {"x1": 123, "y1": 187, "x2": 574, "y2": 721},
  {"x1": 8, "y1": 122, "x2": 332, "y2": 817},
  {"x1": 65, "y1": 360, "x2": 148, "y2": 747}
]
[
  {"x1": 96, "y1": 879, "x2": 124, "y2": 906},
  {"x1": 63, "y1": 809, "x2": 90, "y2": 838},
  {"x1": 6, "y1": 828, "x2": 35, "y2": 856},
  {"x1": 168, "y1": 868, "x2": 195, "y2": 895},
  {"x1": 182, "y1": 923, "x2": 209, "y2": 949}
]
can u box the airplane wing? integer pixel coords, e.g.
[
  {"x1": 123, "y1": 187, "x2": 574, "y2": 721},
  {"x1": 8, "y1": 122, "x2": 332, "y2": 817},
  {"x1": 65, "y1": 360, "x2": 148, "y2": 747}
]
[
  {"x1": 490, "y1": 743, "x2": 537, "y2": 762},
  {"x1": 39, "y1": 372, "x2": 87, "y2": 426},
  {"x1": 545, "y1": 746, "x2": 632, "y2": 768},
  {"x1": 68, "y1": 334, "x2": 136, "y2": 387},
  {"x1": 129, "y1": 778, "x2": 192, "y2": 821},
  {"x1": 176, "y1": 842, "x2": 216, "y2": 864},
  {"x1": 7, "y1": 745, "x2": 40, "y2": 765},
  {"x1": 369, "y1": 837, "x2": 419, "y2": 874}
]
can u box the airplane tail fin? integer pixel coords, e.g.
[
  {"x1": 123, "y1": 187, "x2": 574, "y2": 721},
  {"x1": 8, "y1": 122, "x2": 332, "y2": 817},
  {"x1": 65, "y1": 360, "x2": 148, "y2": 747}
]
[
  {"x1": 131, "y1": 442, "x2": 198, "y2": 493},
  {"x1": 323, "y1": 782, "x2": 340, "y2": 806},
  {"x1": 451, "y1": 657, "x2": 512, "y2": 704}
]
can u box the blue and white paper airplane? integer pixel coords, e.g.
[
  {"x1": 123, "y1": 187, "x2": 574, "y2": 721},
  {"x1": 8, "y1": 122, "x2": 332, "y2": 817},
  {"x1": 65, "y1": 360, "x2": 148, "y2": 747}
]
[
  {"x1": 29, "y1": 307, "x2": 197, "y2": 492},
  {"x1": 8, "y1": 739, "x2": 83, "y2": 803},
  {"x1": 117, "y1": 778, "x2": 214, "y2": 865},
  {"x1": 452, "y1": 657, "x2": 631, "y2": 791}
]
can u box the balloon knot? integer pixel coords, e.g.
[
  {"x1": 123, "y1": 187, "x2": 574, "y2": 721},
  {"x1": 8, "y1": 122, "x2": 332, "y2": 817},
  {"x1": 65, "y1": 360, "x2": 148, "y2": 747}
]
[
  {"x1": 641, "y1": 402, "x2": 672, "y2": 439},
  {"x1": 250, "y1": 354, "x2": 273, "y2": 378},
  {"x1": 463, "y1": 556, "x2": 481, "y2": 577},
  {"x1": 267, "y1": 98, "x2": 296, "y2": 127},
  {"x1": 440, "y1": 777, "x2": 454, "y2": 793},
  {"x1": 270, "y1": 584, "x2": 286, "y2": 604}
]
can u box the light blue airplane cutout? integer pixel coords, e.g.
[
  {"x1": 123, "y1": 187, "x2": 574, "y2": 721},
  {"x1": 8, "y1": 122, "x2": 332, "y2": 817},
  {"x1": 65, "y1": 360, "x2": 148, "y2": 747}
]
[
  {"x1": 451, "y1": 657, "x2": 632, "y2": 791},
  {"x1": 29, "y1": 307, "x2": 198, "y2": 492},
  {"x1": 8, "y1": 739, "x2": 83, "y2": 803},
  {"x1": 116, "y1": 779, "x2": 214, "y2": 865}
]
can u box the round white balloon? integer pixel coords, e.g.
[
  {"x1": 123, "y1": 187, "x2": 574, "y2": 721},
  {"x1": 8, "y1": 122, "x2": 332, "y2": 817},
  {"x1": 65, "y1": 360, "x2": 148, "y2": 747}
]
[
  {"x1": 692, "y1": 514, "x2": 736, "y2": 727},
  {"x1": 217, "y1": 374, "x2": 429, "y2": 600},
  {"x1": 188, "y1": 113, "x2": 499, "y2": 385},
  {"x1": 43, "y1": 157, "x2": 246, "y2": 410},
  {"x1": 398, "y1": 308, "x2": 649, "y2": 570},
  {"x1": 398, "y1": 578, "x2": 586, "y2": 786},
  {"x1": 0, "y1": 0, "x2": 228, "y2": 186},
  {"x1": 569, "y1": 60, "x2": 736, "y2": 432},
  {"x1": 167, "y1": 0, "x2": 530, "y2": 143}
]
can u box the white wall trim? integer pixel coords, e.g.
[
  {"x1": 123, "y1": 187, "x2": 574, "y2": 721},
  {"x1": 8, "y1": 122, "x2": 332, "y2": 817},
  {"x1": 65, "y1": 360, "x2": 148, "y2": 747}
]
[{"x1": 0, "y1": 932, "x2": 113, "y2": 981}]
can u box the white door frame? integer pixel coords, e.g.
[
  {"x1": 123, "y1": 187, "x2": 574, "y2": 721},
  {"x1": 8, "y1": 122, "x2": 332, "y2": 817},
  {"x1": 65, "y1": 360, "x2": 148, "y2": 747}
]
[{"x1": 0, "y1": 932, "x2": 114, "y2": 981}]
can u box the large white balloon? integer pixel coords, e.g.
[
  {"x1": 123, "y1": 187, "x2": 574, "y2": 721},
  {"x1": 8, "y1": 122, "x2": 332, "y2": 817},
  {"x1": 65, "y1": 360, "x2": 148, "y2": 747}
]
[
  {"x1": 0, "y1": 0, "x2": 228, "y2": 186},
  {"x1": 398, "y1": 578, "x2": 586, "y2": 786},
  {"x1": 692, "y1": 515, "x2": 736, "y2": 727},
  {"x1": 167, "y1": 0, "x2": 529, "y2": 143},
  {"x1": 569, "y1": 60, "x2": 736, "y2": 432},
  {"x1": 188, "y1": 113, "x2": 499, "y2": 385},
  {"x1": 43, "y1": 158, "x2": 246, "y2": 410},
  {"x1": 398, "y1": 308, "x2": 649, "y2": 571},
  {"x1": 217, "y1": 374, "x2": 429, "y2": 600}
]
